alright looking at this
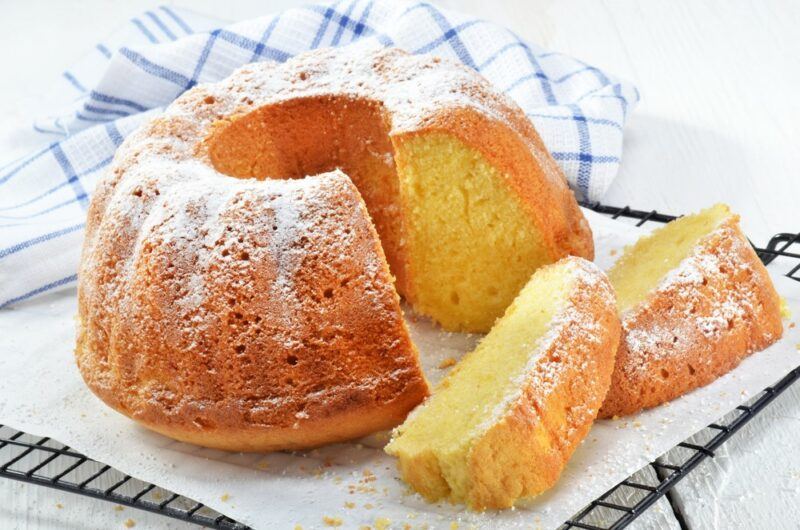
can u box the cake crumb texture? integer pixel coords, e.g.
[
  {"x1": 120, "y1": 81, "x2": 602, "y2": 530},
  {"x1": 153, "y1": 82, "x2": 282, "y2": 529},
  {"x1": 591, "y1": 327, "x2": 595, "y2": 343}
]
[{"x1": 386, "y1": 257, "x2": 620, "y2": 509}]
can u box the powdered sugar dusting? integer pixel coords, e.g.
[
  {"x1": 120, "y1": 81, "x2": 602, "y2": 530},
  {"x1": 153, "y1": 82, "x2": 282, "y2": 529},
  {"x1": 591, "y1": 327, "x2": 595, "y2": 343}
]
[
  {"x1": 622, "y1": 220, "x2": 768, "y2": 374},
  {"x1": 156, "y1": 43, "x2": 561, "y2": 188},
  {"x1": 475, "y1": 258, "x2": 615, "y2": 436},
  {"x1": 198, "y1": 42, "x2": 518, "y2": 134}
]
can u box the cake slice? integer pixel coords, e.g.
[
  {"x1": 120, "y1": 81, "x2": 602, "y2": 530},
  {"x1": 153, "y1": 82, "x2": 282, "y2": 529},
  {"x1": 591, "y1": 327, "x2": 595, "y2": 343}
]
[
  {"x1": 599, "y1": 204, "x2": 783, "y2": 418},
  {"x1": 385, "y1": 257, "x2": 620, "y2": 510}
]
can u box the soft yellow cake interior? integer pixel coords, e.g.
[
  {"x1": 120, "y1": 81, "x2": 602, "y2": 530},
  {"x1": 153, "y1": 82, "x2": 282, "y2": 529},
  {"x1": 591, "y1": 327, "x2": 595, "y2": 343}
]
[
  {"x1": 394, "y1": 132, "x2": 551, "y2": 332},
  {"x1": 208, "y1": 97, "x2": 553, "y2": 333},
  {"x1": 385, "y1": 261, "x2": 574, "y2": 504},
  {"x1": 608, "y1": 203, "x2": 731, "y2": 312}
]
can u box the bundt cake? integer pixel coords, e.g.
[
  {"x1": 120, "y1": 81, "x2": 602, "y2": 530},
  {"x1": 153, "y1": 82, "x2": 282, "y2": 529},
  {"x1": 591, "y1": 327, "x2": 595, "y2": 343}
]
[
  {"x1": 77, "y1": 45, "x2": 594, "y2": 451},
  {"x1": 599, "y1": 204, "x2": 783, "y2": 418},
  {"x1": 385, "y1": 257, "x2": 620, "y2": 510}
]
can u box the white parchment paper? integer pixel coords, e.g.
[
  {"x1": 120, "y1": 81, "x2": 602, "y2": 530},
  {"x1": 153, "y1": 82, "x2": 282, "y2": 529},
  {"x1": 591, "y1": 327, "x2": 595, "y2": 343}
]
[{"x1": 0, "y1": 209, "x2": 797, "y2": 529}]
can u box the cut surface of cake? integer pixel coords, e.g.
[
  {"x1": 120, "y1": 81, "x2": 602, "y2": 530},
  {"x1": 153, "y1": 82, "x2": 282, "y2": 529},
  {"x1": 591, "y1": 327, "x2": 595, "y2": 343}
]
[
  {"x1": 599, "y1": 204, "x2": 783, "y2": 418},
  {"x1": 385, "y1": 257, "x2": 620, "y2": 510}
]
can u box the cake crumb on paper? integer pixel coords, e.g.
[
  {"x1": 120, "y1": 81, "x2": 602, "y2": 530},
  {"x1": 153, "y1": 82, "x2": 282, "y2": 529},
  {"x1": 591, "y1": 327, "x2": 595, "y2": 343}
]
[
  {"x1": 323, "y1": 515, "x2": 343, "y2": 527},
  {"x1": 294, "y1": 525, "x2": 303, "y2": 530},
  {"x1": 113, "y1": 505, "x2": 124, "y2": 512},
  {"x1": 780, "y1": 297, "x2": 791, "y2": 319},
  {"x1": 123, "y1": 519, "x2": 136, "y2": 528},
  {"x1": 55, "y1": 503, "x2": 63, "y2": 509},
  {"x1": 372, "y1": 431, "x2": 390, "y2": 444},
  {"x1": 220, "y1": 493, "x2": 231, "y2": 502},
  {"x1": 375, "y1": 517, "x2": 391, "y2": 530},
  {"x1": 438, "y1": 357, "x2": 457, "y2": 369},
  {"x1": 344, "y1": 501, "x2": 356, "y2": 509}
]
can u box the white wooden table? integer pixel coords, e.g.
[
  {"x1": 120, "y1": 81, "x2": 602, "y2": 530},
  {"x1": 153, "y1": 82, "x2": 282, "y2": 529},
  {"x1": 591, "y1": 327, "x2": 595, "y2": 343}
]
[{"x1": 1, "y1": 0, "x2": 798, "y2": 528}]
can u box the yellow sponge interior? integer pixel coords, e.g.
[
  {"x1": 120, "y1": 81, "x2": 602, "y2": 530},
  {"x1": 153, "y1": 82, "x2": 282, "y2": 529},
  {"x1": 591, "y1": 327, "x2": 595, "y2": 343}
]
[
  {"x1": 608, "y1": 203, "x2": 731, "y2": 313},
  {"x1": 385, "y1": 261, "x2": 574, "y2": 500},
  {"x1": 394, "y1": 132, "x2": 551, "y2": 333}
]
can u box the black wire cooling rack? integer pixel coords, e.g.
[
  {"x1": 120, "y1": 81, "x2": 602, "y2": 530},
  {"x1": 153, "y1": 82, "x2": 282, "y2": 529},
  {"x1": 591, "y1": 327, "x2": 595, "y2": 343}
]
[
  {"x1": 0, "y1": 202, "x2": 797, "y2": 530},
  {"x1": 561, "y1": 202, "x2": 800, "y2": 530}
]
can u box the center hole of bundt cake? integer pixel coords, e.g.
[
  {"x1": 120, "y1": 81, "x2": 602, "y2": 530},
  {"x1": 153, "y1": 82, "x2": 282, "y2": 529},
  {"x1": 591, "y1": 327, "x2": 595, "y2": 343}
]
[
  {"x1": 208, "y1": 95, "x2": 554, "y2": 333},
  {"x1": 207, "y1": 95, "x2": 408, "y2": 286}
]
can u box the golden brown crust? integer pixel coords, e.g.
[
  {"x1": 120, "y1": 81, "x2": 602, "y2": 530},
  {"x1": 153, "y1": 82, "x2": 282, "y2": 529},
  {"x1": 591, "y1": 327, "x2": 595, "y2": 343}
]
[
  {"x1": 78, "y1": 319, "x2": 427, "y2": 452},
  {"x1": 599, "y1": 217, "x2": 783, "y2": 418},
  {"x1": 466, "y1": 259, "x2": 619, "y2": 509}
]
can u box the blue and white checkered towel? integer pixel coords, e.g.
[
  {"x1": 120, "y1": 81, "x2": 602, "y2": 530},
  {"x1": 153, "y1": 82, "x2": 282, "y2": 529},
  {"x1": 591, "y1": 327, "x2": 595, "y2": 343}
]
[{"x1": 0, "y1": 0, "x2": 638, "y2": 310}]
